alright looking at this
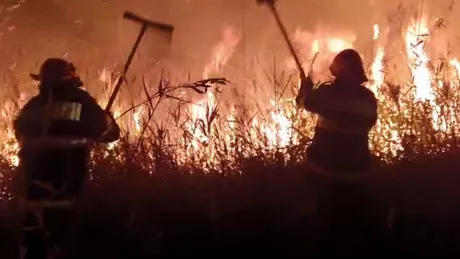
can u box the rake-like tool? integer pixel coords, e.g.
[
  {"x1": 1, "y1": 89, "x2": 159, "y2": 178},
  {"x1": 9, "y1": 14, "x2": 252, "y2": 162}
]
[
  {"x1": 257, "y1": 0, "x2": 307, "y2": 79},
  {"x1": 105, "y1": 11, "x2": 175, "y2": 111}
]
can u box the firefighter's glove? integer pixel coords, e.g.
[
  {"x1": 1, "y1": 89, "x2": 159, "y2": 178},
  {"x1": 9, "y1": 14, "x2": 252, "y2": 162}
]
[
  {"x1": 101, "y1": 111, "x2": 121, "y2": 142},
  {"x1": 299, "y1": 76, "x2": 314, "y2": 95},
  {"x1": 296, "y1": 76, "x2": 314, "y2": 108},
  {"x1": 104, "y1": 111, "x2": 116, "y2": 127},
  {"x1": 300, "y1": 75, "x2": 313, "y2": 87}
]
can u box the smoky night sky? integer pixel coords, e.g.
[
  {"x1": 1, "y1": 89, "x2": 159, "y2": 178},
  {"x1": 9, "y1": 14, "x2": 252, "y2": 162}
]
[{"x1": 0, "y1": 0, "x2": 458, "y2": 98}]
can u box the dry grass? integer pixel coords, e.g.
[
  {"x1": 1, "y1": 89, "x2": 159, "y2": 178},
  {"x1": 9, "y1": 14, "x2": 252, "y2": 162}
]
[
  {"x1": 0, "y1": 67, "x2": 459, "y2": 216},
  {"x1": 0, "y1": 55, "x2": 459, "y2": 259},
  {"x1": 1, "y1": 53, "x2": 460, "y2": 200},
  {"x1": 0, "y1": 4, "x2": 460, "y2": 256}
]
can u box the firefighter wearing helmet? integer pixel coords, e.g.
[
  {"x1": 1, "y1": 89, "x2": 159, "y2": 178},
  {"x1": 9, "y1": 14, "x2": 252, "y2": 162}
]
[
  {"x1": 297, "y1": 49, "x2": 377, "y2": 172},
  {"x1": 297, "y1": 49, "x2": 382, "y2": 255},
  {"x1": 14, "y1": 58, "x2": 120, "y2": 258}
]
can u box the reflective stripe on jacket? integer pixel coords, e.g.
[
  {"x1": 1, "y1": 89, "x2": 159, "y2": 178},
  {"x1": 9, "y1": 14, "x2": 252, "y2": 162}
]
[{"x1": 315, "y1": 98, "x2": 376, "y2": 135}]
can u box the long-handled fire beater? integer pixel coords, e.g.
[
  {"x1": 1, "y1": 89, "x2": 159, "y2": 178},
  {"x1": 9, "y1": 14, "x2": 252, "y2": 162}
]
[{"x1": 257, "y1": 0, "x2": 319, "y2": 107}]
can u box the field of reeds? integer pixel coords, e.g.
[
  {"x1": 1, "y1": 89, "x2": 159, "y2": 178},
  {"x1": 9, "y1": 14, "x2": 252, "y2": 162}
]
[
  {"x1": 0, "y1": 63, "x2": 459, "y2": 257},
  {"x1": 1, "y1": 10, "x2": 460, "y2": 256}
]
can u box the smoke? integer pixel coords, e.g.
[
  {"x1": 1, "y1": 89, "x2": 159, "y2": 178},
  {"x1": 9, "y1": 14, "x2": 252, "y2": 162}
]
[
  {"x1": 202, "y1": 26, "x2": 241, "y2": 79},
  {"x1": 0, "y1": 0, "x2": 459, "y2": 98}
]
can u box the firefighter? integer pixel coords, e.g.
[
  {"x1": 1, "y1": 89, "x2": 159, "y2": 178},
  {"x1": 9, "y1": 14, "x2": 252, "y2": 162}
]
[
  {"x1": 14, "y1": 58, "x2": 120, "y2": 258},
  {"x1": 297, "y1": 49, "x2": 377, "y2": 172},
  {"x1": 296, "y1": 49, "x2": 383, "y2": 255}
]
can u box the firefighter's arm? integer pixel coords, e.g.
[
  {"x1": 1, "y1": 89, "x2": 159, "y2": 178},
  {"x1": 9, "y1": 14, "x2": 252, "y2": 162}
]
[
  {"x1": 296, "y1": 76, "x2": 314, "y2": 108},
  {"x1": 297, "y1": 77, "x2": 331, "y2": 114},
  {"x1": 369, "y1": 95, "x2": 378, "y2": 127},
  {"x1": 99, "y1": 111, "x2": 121, "y2": 143},
  {"x1": 13, "y1": 113, "x2": 26, "y2": 141},
  {"x1": 81, "y1": 94, "x2": 120, "y2": 143},
  {"x1": 13, "y1": 98, "x2": 40, "y2": 141}
]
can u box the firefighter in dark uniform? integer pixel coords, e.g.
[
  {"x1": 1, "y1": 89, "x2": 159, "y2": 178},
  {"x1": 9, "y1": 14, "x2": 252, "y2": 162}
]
[
  {"x1": 296, "y1": 49, "x2": 382, "y2": 255},
  {"x1": 14, "y1": 58, "x2": 120, "y2": 258}
]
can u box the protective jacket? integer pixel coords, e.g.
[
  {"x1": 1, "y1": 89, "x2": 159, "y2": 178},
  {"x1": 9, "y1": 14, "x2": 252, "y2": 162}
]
[
  {"x1": 16, "y1": 58, "x2": 121, "y2": 258},
  {"x1": 297, "y1": 78, "x2": 378, "y2": 173},
  {"x1": 299, "y1": 50, "x2": 383, "y2": 254},
  {"x1": 14, "y1": 81, "x2": 120, "y2": 199}
]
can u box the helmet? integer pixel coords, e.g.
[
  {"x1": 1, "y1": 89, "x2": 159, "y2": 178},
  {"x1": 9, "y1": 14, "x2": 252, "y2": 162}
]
[
  {"x1": 30, "y1": 58, "x2": 83, "y2": 88},
  {"x1": 329, "y1": 49, "x2": 368, "y2": 84}
]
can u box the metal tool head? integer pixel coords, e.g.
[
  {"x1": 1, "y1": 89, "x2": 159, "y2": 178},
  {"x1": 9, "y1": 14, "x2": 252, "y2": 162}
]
[
  {"x1": 123, "y1": 11, "x2": 174, "y2": 34},
  {"x1": 256, "y1": 0, "x2": 277, "y2": 6}
]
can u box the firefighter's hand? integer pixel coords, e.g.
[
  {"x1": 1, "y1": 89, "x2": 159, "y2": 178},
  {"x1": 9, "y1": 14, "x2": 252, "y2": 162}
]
[
  {"x1": 104, "y1": 111, "x2": 116, "y2": 126},
  {"x1": 299, "y1": 75, "x2": 314, "y2": 90},
  {"x1": 296, "y1": 75, "x2": 313, "y2": 108},
  {"x1": 101, "y1": 110, "x2": 121, "y2": 142}
]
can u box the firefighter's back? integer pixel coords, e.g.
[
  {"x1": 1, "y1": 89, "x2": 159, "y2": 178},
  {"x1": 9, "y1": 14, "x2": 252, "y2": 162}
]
[
  {"x1": 46, "y1": 86, "x2": 109, "y2": 140},
  {"x1": 307, "y1": 82, "x2": 377, "y2": 173},
  {"x1": 297, "y1": 49, "x2": 386, "y2": 256},
  {"x1": 18, "y1": 86, "x2": 109, "y2": 198}
]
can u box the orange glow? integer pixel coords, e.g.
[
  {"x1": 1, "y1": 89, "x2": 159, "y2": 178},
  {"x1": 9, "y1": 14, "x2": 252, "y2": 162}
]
[
  {"x1": 405, "y1": 17, "x2": 432, "y2": 101},
  {"x1": 373, "y1": 24, "x2": 380, "y2": 40},
  {"x1": 1, "y1": 11, "x2": 460, "y2": 174},
  {"x1": 370, "y1": 25, "x2": 385, "y2": 95}
]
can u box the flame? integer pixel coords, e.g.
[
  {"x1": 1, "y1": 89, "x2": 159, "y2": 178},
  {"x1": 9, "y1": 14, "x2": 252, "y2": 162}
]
[
  {"x1": 373, "y1": 24, "x2": 380, "y2": 40},
  {"x1": 370, "y1": 24, "x2": 385, "y2": 95},
  {"x1": 311, "y1": 40, "x2": 320, "y2": 54},
  {"x1": 2, "y1": 9, "x2": 460, "y2": 179},
  {"x1": 405, "y1": 17, "x2": 432, "y2": 101},
  {"x1": 326, "y1": 38, "x2": 352, "y2": 53},
  {"x1": 255, "y1": 99, "x2": 296, "y2": 149},
  {"x1": 449, "y1": 58, "x2": 460, "y2": 80},
  {"x1": 176, "y1": 27, "x2": 241, "y2": 169},
  {"x1": 290, "y1": 27, "x2": 355, "y2": 81},
  {"x1": 370, "y1": 47, "x2": 385, "y2": 94},
  {"x1": 5, "y1": 128, "x2": 19, "y2": 167},
  {"x1": 133, "y1": 107, "x2": 144, "y2": 134},
  {"x1": 203, "y1": 26, "x2": 241, "y2": 79}
]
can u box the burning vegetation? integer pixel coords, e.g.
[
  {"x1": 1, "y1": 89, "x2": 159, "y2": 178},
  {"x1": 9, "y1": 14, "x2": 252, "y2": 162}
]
[{"x1": 0, "y1": 2, "x2": 460, "y2": 199}]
